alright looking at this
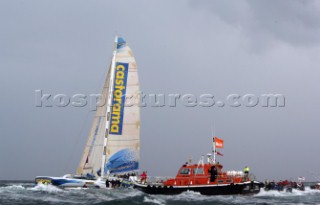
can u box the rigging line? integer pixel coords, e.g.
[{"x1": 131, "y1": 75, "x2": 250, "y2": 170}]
[
  {"x1": 63, "y1": 110, "x2": 92, "y2": 173},
  {"x1": 62, "y1": 47, "x2": 113, "y2": 174}
]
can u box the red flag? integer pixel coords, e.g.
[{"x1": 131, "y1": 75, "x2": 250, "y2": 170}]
[
  {"x1": 214, "y1": 137, "x2": 224, "y2": 148},
  {"x1": 217, "y1": 151, "x2": 223, "y2": 156}
]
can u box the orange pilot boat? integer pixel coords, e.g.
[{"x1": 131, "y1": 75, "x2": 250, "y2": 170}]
[{"x1": 133, "y1": 137, "x2": 264, "y2": 195}]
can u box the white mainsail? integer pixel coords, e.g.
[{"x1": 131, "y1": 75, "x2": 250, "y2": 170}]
[{"x1": 77, "y1": 36, "x2": 140, "y2": 177}]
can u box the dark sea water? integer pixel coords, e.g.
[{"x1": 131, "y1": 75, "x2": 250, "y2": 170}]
[{"x1": 1, "y1": 181, "x2": 320, "y2": 205}]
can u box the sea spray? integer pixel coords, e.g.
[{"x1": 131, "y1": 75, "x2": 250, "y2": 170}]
[{"x1": 1, "y1": 181, "x2": 320, "y2": 205}]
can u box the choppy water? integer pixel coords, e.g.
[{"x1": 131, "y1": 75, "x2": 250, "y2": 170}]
[{"x1": 1, "y1": 181, "x2": 320, "y2": 205}]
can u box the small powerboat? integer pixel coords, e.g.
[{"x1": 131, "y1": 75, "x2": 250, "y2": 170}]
[{"x1": 134, "y1": 153, "x2": 264, "y2": 195}]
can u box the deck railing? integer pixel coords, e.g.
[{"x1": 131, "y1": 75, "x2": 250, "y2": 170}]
[{"x1": 134, "y1": 173, "x2": 256, "y2": 186}]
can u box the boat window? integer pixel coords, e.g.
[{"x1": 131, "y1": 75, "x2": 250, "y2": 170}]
[
  {"x1": 193, "y1": 168, "x2": 204, "y2": 175},
  {"x1": 180, "y1": 168, "x2": 190, "y2": 175}
]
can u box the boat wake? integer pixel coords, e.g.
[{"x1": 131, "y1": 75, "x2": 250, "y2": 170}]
[
  {"x1": 255, "y1": 187, "x2": 320, "y2": 197},
  {"x1": 137, "y1": 188, "x2": 320, "y2": 205},
  {"x1": 29, "y1": 183, "x2": 64, "y2": 193}
]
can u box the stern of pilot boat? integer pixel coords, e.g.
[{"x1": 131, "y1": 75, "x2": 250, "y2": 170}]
[{"x1": 239, "y1": 180, "x2": 264, "y2": 194}]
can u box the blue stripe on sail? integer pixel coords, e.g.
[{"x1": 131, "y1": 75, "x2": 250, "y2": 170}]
[{"x1": 105, "y1": 148, "x2": 139, "y2": 174}]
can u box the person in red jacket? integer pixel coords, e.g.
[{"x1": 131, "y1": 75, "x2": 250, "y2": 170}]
[{"x1": 140, "y1": 171, "x2": 147, "y2": 184}]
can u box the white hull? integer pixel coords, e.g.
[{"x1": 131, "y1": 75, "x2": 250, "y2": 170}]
[
  {"x1": 35, "y1": 176, "x2": 108, "y2": 189},
  {"x1": 35, "y1": 175, "x2": 134, "y2": 189}
]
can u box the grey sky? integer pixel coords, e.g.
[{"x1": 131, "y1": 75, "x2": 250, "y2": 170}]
[{"x1": 1, "y1": 0, "x2": 320, "y2": 181}]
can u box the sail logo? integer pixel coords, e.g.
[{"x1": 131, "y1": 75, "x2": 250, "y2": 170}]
[
  {"x1": 109, "y1": 62, "x2": 129, "y2": 135},
  {"x1": 105, "y1": 148, "x2": 139, "y2": 173}
]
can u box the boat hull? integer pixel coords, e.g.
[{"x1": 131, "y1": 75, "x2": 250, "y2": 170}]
[
  {"x1": 134, "y1": 181, "x2": 263, "y2": 195},
  {"x1": 35, "y1": 176, "x2": 134, "y2": 189},
  {"x1": 35, "y1": 176, "x2": 103, "y2": 188}
]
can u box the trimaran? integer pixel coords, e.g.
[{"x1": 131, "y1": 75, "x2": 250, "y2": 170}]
[{"x1": 35, "y1": 36, "x2": 140, "y2": 188}]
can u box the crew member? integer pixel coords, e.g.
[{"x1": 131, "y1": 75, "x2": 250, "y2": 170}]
[
  {"x1": 244, "y1": 166, "x2": 250, "y2": 181},
  {"x1": 140, "y1": 171, "x2": 147, "y2": 184},
  {"x1": 209, "y1": 165, "x2": 218, "y2": 182}
]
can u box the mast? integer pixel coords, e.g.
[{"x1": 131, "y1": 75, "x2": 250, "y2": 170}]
[{"x1": 101, "y1": 35, "x2": 118, "y2": 177}]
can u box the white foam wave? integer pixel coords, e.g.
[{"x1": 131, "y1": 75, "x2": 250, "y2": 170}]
[
  {"x1": 0, "y1": 185, "x2": 25, "y2": 191},
  {"x1": 117, "y1": 188, "x2": 143, "y2": 198},
  {"x1": 144, "y1": 188, "x2": 320, "y2": 204},
  {"x1": 143, "y1": 196, "x2": 166, "y2": 205},
  {"x1": 300, "y1": 187, "x2": 320, "y2": 195},
  {"x1": 28, "y1": 183, "x2": 64, "y2": 193},
  {"x1": 255, "y1": 189, "x2": 292, "y2": 197},
  {"x1": 255, "y1": 188, "x2": 320, "y2": 198},
  {"x1": 152, "y1": 190, "x2": 240, "y2": 204},
  {"x1": 168, "y1": 190, "x2": 207, "y2": 201}
]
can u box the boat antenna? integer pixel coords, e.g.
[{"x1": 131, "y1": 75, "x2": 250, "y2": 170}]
[
  {"x1": 198, "y1": 155, "x2": 205, "y2": 167},
  {"x1": 212, "y1": 122, "x2": 216, "y2": 164}
]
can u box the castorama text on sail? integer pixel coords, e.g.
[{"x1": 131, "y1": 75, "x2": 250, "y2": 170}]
[{"x1": 109, "y1": 62, "x2": 129, "y2": 135}]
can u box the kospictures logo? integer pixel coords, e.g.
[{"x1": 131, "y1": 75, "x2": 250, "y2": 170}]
[{"x1": 109, "y1": 62, "x2": 129, "y2": 135}]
